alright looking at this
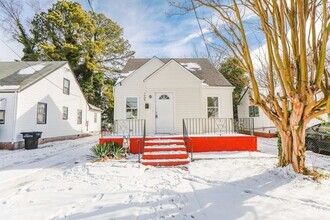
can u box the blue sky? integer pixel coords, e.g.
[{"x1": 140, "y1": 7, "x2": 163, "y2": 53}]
[{"x1": 0, "y1": 0, "x2": 263, "y2": 61}]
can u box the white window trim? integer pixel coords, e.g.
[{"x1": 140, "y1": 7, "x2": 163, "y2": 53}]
[
  {"x1": 125, "y1": 96, "x2": 139, "y2": 119},
  {"x1": 207, "y1": 96, "x2": 220, "y2": 118}
]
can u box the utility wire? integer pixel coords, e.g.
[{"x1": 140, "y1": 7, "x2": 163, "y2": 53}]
[
  {"x1": 190, "y1": 0, "x2": 213, "y2": 64},
  {"x1": 87, "y1": 0, "x2": 95, "y2": 13},
  {"x1": 0, "y1": 38, "x2": 82, "y2": 98}
]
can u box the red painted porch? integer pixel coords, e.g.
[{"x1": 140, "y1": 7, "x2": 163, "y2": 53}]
[{"x1": 99, "y1": 134, "x2": 257, "y2": 154}]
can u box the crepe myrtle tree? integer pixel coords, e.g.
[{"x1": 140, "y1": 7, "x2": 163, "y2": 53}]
[{"x1": 169, "y1": 0, "x2": 330, "y2": 173}]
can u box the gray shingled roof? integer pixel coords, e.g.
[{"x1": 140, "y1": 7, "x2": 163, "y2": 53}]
[
  {"x1": 121, "y1": 58, "x2": 233, "y2": 87},
  {"x1": 0, "y1": 61, "x2": 67, "y2": 91}
]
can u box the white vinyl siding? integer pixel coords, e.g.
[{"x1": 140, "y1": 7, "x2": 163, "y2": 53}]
[
  {"x1": 12, "y1": 64, "x2": 101, "y2": 142},
  {"x1": 114, "y1": 58, "x2": 235, "y2": 135},
  {"x1": 0, "y1": 93, "x2": 16, "y2": 142},
  {"x1": 114, "y1": 57, "x2": 164, "y2": 122},
  {"x1": 145, "y1": 60, "x2": 202, "y2": 134},
  {"x1": 237, "y1": 91, "x2": 275, "y2": 133}
]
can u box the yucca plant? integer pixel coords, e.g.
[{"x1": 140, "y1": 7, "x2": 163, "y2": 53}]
[
  {"x1": 90, "y1": 142, "x2": 125, "y2": 161},
  {"x1": 109, "y1": 142, "x2": 125, "y2": 160}
]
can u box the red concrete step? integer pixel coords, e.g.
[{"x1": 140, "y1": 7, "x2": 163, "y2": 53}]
[
  {"x1": 142, "y1": 151, "x2": 188, "y2": 160},
  {"x1": 145, "y1": 139, "x2": 185, "y2": 146},
  {"x1": 143, "y1": 144, "x2": 186, "y2": 152},
  {"x1": 141, "y1": 158, "x2": 190, "y2": 166}
]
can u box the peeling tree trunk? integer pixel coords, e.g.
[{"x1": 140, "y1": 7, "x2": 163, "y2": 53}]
[
  {"x1": 277, "y1": 98, "x2": 308, "y2": 173},
  {"x1": 278, "y1": 125, "x2": 306, "y2": 173}
]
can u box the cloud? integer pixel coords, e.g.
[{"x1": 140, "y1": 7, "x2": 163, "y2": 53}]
[{"x1": 88, "y1": 0, "x2": 210, "y2": 58}]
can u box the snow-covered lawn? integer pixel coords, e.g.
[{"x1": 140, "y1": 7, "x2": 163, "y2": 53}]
[{"x1": 0, "y1": 136, "x2": 329, "y2": 219}]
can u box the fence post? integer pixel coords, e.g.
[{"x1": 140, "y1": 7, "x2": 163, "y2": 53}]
[{"x1": 137, "y1": 140, "x2": 140, "y2": 163}]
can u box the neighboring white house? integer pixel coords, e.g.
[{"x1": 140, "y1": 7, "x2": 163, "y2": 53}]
[
  {"x1": 0, "y1": 61, "x2": 102, "y2": 150},
  {"x1": 114, "y1": 57, "x2": 234, "y2": 135},
  {"x1": 237, "y1": 87, "x2": 328, "y2": 135},
  {"x1": 237, "y1": 88, "x2": 277, "y2": 135}
]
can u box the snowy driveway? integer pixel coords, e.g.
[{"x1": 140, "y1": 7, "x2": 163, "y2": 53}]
[{"x1": 0, "y1": 136, "x2": 330, "y2": 220}]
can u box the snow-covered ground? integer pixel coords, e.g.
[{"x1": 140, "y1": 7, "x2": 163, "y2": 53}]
[{"x1": 0, "y1": 136, "x2": 329, "y2": 220}]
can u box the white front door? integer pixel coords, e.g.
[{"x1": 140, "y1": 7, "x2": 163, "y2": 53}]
[{"x1": 155, "y1": 92, "x2": 174, "y2": 134}]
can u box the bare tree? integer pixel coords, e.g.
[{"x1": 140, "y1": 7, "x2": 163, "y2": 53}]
[
  {"x1": 170, "y1": 0, "x2": 330, "y2": 173},
  {"x1": 0, "y1": 0, "x2": 36, "y2": 60}
]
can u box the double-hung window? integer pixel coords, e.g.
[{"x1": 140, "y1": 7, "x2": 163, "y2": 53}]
[
  {"x1": 77, "y1": 109, "x2": 82, "y2": 124},
  {"x1": 63, "y1": 106, "x2": 68, "y2": 120},
  {"x1": 249, "y1": 106, "x2": 260, "y2": 117},
  {"x1": 94, "y1": 113, "x2": 97, "y2": 123},
  {"x1": 0, "y1": 110, "x2": 5, "y2": 124},
  {"x1": 207, "y1": 97, "x2": 219, "y2": 118},
  {"x1": 37, "y1": 102, "x2": 47, "y2": 124},
  {"x1": 63, "y1": 78, "x2": 70, "y2": 95},
  {"x1": 126, "y1": 97, "x2": 138, "y2": 119}
]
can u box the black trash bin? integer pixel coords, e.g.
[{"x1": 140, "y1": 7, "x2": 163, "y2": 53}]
[{"x1": 21, "y1": 132, "x2": 42, "y2": 150}]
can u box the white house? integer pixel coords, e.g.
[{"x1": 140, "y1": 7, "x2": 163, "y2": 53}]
[
  {"x1": 114, "y1": 57, "x2": 234, "y2": 135},
  {"x1": 0, "y1": 61, "x2": 102, "y2": 150},
  {"x1": 237, "y1": 88, "x2": 277, "y2": 136},
  {"x1": 237, "y1": 87, "x2": 328, "y2": 136}
]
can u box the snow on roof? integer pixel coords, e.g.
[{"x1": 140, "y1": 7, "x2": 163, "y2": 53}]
[
  {"x1": 17, "y1": 64, "x2": 46, "y2": 75},
  {"x1": 180, "y1": 62, "x2": 202, "y2": 71},
  {"x1": 202, "y1": 82, "x2": 209, "y2": 86},
  {"x1": 0, "y1": 85, "x2": 20, "y2": 90}
]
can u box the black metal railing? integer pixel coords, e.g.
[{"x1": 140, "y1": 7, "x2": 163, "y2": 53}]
[
  {"x1": 138, "y1": 119, "x2": 147, "y2": 163},
  {"x1": 183, "y1": 119, "x2": 189, "y2": 152},
  {"x1": 234, "y1": 118, "x2": 254, "y2": 135},
  {"x1": 183, "y1": 118, "x2": 254, "y2": 135},
  {"x1": 183, "y1": 118, "x2": 235, "y2": 135},
  {"x1": 183, "y1": 119, "x2": 194, "y2": 161},
  {"x1": 101, "y1": 119, "x2": 145, "y2": 137}
]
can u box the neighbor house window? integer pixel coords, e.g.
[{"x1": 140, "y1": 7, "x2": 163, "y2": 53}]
[
  {"x1": 207, "y1": 97, "x2": 219, "y2": 118},
  {"x1": 94, "y1": 112, "x2": 97, "y2": 123},
  {"x1": 63, "y1": 78, "x2": 70, "y2": 95},
  {"x1": 249, "y1": 106, "x2": 259, "y2": 117},
  {"x1": 37, "y1": 102, "x2": 47, "y2": 124},
  {"x1": 63, "y1": 106, "x2": 68, "y2": 120},
  {"x1": 0, "y1": 110, "x2": 5, "y2": 124},
  {"x1": 77, "y1": 109, "x2": 82, "y2": 124},
  {"x1": 126, "y1": 97, "x2": 138, "y2": 119}
]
